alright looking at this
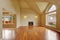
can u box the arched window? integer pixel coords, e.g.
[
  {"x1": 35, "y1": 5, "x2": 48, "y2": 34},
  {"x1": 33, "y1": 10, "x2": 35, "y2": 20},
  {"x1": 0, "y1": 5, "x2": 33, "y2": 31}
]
[
  {"x1": 48, "y1": 5, "x2": 56, "y2": 12},
  {"x1": 46, "y1": 4, "x2": 56, "y2": 28}
]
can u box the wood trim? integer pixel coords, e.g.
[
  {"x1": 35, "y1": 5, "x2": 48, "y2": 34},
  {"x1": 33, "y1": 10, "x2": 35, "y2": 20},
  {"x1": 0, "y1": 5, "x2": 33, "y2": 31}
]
[
  {"x1": 43, "y1": 3, "x2": 50, "y2": 13},
  {"x1": 46, "y1": 10, "x2": 56, "y2": 14}
]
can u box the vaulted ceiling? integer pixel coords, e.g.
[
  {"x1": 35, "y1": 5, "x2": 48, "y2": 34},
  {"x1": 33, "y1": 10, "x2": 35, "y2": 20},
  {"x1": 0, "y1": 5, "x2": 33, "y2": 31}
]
[{"x1": 11, "y1": 0, "x2": 60, "y2": 14}]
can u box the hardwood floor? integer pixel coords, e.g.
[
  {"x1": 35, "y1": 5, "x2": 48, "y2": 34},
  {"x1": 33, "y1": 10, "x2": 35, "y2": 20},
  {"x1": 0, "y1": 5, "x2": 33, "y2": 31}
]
[{"x1": 2, "y1": 26, "x2": 60, "y2": 40}]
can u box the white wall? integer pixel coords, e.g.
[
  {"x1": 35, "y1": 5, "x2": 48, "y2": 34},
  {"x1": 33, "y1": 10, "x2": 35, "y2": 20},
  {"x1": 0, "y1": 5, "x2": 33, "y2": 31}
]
[
  {"x1": 16, "y1": 12, "x2": 20, "y2": 28},
  {"x1": 20, "y1": 9, "x2": 39, "y2": 26},
  {"x1": 0, "y1": 8, "x2": 2, "y2": 40}
]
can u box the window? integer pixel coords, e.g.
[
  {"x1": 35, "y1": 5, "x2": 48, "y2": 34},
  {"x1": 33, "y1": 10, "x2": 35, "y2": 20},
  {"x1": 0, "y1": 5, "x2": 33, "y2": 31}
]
[
  {"x1": 46, "y1": 4, "x2": 56, "y2": 28},
  {"x1": 48, "y1": 5, "x2": 56, "y2": 12}
]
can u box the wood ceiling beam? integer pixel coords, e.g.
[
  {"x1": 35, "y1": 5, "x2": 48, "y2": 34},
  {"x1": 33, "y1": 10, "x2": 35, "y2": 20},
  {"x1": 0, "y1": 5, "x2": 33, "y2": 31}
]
[{"x1": 43, "y1": 3, "x2": 50, "y2": 13}]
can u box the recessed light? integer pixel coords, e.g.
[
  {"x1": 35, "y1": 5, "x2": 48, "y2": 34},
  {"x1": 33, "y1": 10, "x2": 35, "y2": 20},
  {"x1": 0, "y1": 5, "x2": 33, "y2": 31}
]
[
  {"x1": 35, "y1": 16, "x2": 38, "y2": 18},
  {"x1": 24, "y1": 16, "x2": 27, "y2": 18}
]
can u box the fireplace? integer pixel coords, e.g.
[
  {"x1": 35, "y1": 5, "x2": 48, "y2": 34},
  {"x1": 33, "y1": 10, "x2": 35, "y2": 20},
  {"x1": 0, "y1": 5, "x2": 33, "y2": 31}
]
[{"x1": 28, "y1": 22, "x2": 33, "y2": 26}]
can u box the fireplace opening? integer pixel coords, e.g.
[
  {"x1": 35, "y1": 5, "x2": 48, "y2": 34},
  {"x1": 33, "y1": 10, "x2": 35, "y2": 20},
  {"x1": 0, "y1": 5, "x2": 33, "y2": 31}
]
[{"x1": 28, "y1": 22, "x2": 33, "y2": 26}]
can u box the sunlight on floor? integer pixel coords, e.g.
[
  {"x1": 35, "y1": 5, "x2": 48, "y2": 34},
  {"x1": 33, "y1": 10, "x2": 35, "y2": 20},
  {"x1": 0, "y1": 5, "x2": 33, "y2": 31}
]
[
  {"x1": 46, "y1": 29, "x2": 58, "y2": 40},
  {"x1": 2, "y1": 29, "x2": 15, "y2": 40}
]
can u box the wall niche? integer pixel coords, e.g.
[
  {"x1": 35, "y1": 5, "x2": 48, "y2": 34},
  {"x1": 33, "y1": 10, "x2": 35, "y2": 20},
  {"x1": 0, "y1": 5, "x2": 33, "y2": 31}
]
[{"x1": 2, "y1": 11, "x2": 16, "y2": 28}]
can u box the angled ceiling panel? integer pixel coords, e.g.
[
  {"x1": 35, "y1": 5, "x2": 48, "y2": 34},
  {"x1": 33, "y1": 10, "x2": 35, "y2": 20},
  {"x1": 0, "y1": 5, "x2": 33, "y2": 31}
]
[
  {"x1": 36, "y1": 2, "x2": 48, "y2": 12},
  {"x1": 20, "y1": 1, "x2": 29, "y2": 8}
]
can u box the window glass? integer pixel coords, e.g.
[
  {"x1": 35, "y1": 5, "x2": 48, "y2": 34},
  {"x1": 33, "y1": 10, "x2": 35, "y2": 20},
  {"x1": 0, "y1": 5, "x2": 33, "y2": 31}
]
[{"x1": 48, "y1": 5, "x2": 56, "y2": 12}]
